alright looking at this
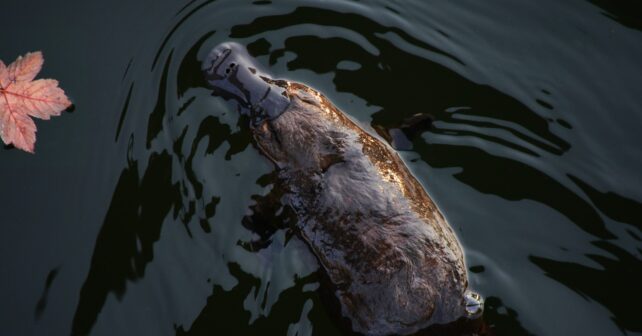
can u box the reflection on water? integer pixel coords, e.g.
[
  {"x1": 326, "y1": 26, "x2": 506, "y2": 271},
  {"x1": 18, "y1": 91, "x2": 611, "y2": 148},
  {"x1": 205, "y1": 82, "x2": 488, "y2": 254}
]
[
  {"x1": 416, "y1": 143, "x2": 613, "y2": 239},
  {"x1": 531, "y1": 240, "x2": 642, "y2": 332},
  {"x1": 588, "y1": 0, "x2": 642, "y2": 31},
  {"x1": 72, "y1": 145, "x2": 182, "y2": 335},
  {"x1": 60, "y1": 0, "x2": 642, "y2": 335},
  {"x1": 569, "y1": 174, "x2": 642, "y2": 233},
  {"x1": 34, "y1": 267, "x2": 60, "y2": 321},
  {"x1": 230, "y1": 6, "x2": 569, "y2": 156},
  {"x1": 482, "y1": 297, "x2": 533, "y2": 336},
  {"x1": 175, "y1": 264, "x2": 340, "y2": 336}
]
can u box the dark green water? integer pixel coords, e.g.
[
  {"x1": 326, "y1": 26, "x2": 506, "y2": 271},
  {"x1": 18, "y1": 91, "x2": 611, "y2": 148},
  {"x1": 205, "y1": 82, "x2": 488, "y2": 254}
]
[{"x1": 1, "y1": 0, "x2": 641, "y2": 335}]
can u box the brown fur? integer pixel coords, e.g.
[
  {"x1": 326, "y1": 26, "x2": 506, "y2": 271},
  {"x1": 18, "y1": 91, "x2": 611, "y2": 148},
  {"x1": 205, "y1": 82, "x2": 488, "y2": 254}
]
[{"x1": 252, "y1": 82, "x2": 472, "y2": 335}]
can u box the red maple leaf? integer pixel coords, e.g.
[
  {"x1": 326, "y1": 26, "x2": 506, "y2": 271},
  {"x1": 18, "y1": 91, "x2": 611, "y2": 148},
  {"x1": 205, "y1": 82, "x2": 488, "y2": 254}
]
[{"x1": 0, "y1": 51, "x2": 71, "y2": 153}]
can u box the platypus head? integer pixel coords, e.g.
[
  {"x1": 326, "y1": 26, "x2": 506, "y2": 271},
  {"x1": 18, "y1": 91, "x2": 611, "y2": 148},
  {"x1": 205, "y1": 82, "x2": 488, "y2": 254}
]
[{"x1": 202, "y1": 42, "x2": 290, "y2": 125}]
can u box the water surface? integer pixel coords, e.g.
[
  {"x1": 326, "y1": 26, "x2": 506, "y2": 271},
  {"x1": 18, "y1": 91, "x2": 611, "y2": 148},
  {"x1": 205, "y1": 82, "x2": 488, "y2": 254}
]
[{"x1": 1, "y1": 0, "x2": 641, "y2": 335}]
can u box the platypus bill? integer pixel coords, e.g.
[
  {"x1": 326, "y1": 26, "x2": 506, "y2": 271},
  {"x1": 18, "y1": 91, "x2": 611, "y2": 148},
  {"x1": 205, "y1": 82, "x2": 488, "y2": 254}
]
[{"x1": 202, "y1": 42, "x2": 483, "y2": 336}]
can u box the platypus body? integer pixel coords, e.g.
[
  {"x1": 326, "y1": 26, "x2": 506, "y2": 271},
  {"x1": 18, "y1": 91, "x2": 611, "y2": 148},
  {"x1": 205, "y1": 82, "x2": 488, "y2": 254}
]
[{"x1": 202, "y1": 42, "x2": 482, "y2": 336}]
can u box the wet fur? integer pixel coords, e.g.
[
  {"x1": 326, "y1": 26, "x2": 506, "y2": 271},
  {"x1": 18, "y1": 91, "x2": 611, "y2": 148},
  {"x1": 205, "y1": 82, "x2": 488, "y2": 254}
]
[{"x1": 253, "y1": 82, "x2": 469, "y2": 335}]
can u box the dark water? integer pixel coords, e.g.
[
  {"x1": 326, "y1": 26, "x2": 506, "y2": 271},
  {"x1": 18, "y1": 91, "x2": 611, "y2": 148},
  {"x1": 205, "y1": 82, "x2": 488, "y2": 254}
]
[{"x1": 1, "y1": 0, "x2": 641, "y2": 335}]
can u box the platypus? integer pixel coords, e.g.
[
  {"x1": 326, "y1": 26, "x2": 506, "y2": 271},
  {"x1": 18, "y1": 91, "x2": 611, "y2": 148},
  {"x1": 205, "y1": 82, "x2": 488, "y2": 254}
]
[{"x1": 202, "y1": 42, "x2": 483, "y2": 336}]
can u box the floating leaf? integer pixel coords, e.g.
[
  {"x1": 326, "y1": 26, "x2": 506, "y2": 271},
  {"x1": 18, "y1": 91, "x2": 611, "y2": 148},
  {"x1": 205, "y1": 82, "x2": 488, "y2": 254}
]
[{"x1": 0, "y1": 51, "x2": 71, "y2": 153}]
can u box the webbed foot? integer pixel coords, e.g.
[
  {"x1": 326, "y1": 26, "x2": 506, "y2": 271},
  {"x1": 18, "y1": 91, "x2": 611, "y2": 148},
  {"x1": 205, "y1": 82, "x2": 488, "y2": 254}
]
[{"x1": 464, "y1": 290, "x2": 484, "y2": 318}]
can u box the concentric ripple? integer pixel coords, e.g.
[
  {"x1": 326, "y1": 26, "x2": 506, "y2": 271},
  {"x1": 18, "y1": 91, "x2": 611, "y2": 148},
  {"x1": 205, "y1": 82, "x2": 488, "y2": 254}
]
[{"x1": 71, "y1": 0, "x2": 642, "y2": 335}]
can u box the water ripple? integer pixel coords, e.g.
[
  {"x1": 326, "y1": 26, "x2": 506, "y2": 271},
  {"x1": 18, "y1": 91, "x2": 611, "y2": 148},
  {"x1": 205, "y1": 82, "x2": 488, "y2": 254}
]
[{"x1": 71, "y1": 0, "x2": 642, "y2": 335}]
